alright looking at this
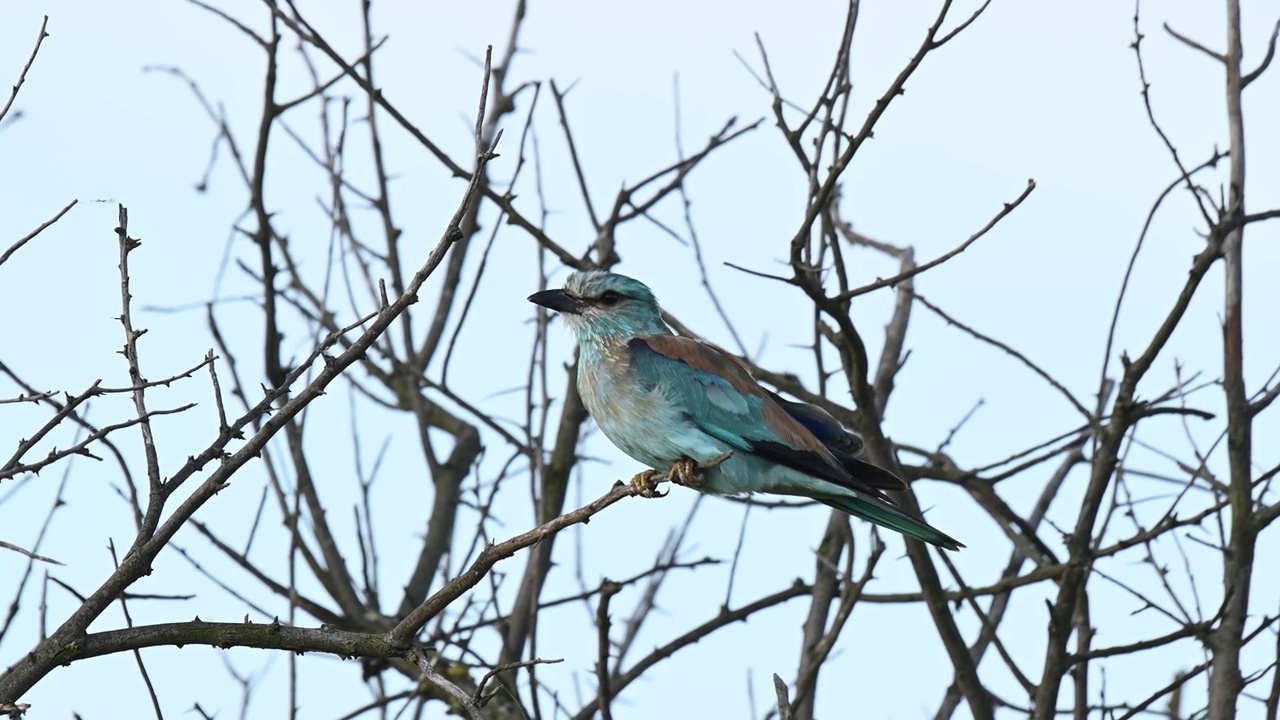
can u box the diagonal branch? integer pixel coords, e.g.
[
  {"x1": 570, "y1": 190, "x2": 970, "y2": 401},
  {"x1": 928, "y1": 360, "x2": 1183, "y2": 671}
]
[
  {"x1": 833, "y1": 179, "x2": 1035, "y2": 301},
  {"x1": 0, "y1": 15, "x2": 49, "y2": 125},
  {"x1": 1242, "y1": 18, "x2": 1280, "y2": 87},
  {"x1": 1163, "y1": 23, "x2": 1225, "y2": 62},
  {"x1": 0, "y1": 200, "x2": 77, "y2": 271}
]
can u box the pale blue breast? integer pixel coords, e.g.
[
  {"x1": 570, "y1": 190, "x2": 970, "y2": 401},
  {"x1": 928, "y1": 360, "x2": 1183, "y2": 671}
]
[{"x1": 577, "y1": 351, "x2": 730, "y2": 476}]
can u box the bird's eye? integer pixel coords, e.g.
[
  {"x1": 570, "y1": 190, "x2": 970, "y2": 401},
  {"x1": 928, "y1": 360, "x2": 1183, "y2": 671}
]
[{"x1": 599, "y1": 290, "x2": 622, "y2": 306}]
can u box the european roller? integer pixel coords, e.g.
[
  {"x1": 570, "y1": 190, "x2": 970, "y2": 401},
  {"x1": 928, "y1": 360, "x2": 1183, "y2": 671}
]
[{"x1": 528, "y1": 270, "x2": 962, "y2": 550}]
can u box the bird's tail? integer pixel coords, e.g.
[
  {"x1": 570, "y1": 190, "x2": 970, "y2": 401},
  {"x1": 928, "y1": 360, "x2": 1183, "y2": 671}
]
[{"x1": 817, "y1": 493, "x2": 964, "y2": 551}]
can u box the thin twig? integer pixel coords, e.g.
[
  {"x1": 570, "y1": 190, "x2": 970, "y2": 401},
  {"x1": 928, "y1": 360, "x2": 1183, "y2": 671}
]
[
  {"x1": 0, "y1": 541, "x2": 62, "y2": 566},
  {"x1": 408, "y1": 649, "x2": 482, "y2": 720},
  {"x1": 0, "y1": 200, "x2": 77, "y2": 270},
  {"x1": 115, "y1": 206, "x2": 165, "y2": 526},
  {"x1": 473, "y1": 657, "x2": 563, "y2": 705},
  {"x1": 911, "y1": 289, "x2": 1091, "y2": 420},
  {"x1": 1163, "y1": 23, "x2": 1225, "y2": 62},
  {"x1": 833, "y1": 179, "x2": 1035, "y2": 301},
  {"x1": 0, "y1": 16, "x2": 50, "y2": 124}
]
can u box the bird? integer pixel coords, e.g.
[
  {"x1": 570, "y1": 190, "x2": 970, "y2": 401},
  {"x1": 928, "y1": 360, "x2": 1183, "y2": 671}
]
[{"x1": 528, "y1": 270, "x2": 963, "y2": 551}]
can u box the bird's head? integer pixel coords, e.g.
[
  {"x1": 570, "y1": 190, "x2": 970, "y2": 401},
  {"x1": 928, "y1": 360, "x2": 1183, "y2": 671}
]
[{"x1": 528, "y1": 270, "x2": 669, "y2": 344}]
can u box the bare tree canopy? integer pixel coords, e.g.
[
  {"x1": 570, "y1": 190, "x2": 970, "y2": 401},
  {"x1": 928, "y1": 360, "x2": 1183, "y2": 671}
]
[{"x1": 1, "y1": 1, "x2": 1279, "y2": 719}]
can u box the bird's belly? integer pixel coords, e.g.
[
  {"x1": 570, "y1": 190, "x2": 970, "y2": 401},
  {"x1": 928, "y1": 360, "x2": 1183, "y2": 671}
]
[
  {"x1": 583, "y1": 382, "x2": 728, "y2": 472},
  {"x1": 587, "y1": 389, "x2": 804, "y2": 499},
  {"x1": 691, "y1": 452, "x2": 801, "y2": 497}
]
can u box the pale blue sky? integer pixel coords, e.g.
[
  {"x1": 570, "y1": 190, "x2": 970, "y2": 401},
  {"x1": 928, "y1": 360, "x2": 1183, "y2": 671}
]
[{"x1": 2, "y1": 0, "x2": 1278, "y2": 717}]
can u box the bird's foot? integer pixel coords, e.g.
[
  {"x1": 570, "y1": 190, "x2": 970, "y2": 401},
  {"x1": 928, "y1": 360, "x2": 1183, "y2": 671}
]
[
  {"x1": 667, "y1": 457, "x2": 703, "y2": 488},
  {"x1": 667, "y1": 452, "x2": 732, "y2": 489},
  {"x1": 628, "y1": 469, "x2": 668, "y2": 499}
]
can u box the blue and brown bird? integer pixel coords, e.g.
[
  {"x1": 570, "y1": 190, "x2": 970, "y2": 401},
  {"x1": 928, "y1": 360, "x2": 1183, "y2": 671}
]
[{"x1": 529, "y1": 270, "x2": 962, "y2": 550}]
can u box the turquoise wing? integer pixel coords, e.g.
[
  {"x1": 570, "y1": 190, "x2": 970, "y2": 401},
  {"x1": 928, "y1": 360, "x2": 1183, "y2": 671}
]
[{"x1": 627, "y1": 336, "x2": 852, "y2": 484}]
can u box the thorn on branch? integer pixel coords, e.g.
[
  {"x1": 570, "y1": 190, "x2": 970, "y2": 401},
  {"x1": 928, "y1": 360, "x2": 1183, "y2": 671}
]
[
  {"x1": 0, "y1": 700, "x2": 31, "y2": 718},
  {"x1": 773, "y1": 674, "x2": 793, "y2": 720}
]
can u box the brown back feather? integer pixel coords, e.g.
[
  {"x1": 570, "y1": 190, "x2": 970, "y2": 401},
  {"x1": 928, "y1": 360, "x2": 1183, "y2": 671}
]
[{"x1": 637, "y1": 335, "x2": 846, "y2": 473}]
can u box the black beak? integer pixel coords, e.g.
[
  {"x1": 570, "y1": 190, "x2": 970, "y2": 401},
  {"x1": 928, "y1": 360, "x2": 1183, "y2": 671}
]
[{"x1": 527, "y1": 288, "x2": 584, "y2": 315}]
